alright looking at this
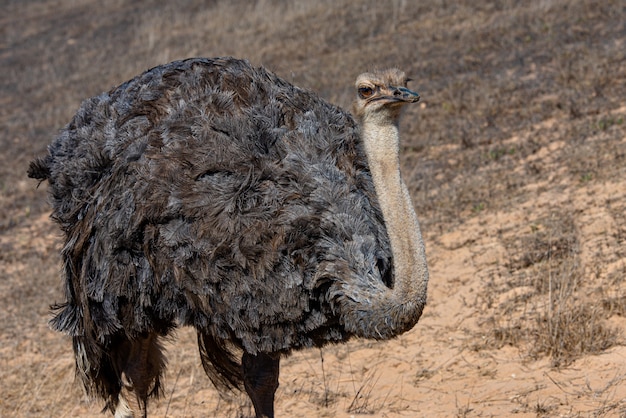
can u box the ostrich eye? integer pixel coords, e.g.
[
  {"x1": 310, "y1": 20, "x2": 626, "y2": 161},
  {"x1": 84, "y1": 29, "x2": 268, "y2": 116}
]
[{"x1": 358, "y1": 86, "x2": 374, "y2": 99}]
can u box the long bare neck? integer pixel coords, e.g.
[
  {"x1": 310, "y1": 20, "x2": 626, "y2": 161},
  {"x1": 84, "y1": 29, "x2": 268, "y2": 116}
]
[{"x1": 361, "y1": 118, "x2": 428, "y2": 305}]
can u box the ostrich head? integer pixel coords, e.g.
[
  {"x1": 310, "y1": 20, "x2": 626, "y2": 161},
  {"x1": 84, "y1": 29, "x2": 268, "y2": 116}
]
[{"x1": 352, "y1": 68, "x2": 420, "y2": 124}]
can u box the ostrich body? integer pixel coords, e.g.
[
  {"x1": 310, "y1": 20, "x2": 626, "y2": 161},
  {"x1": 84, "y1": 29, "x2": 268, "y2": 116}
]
[{"x1": 28, "y1": 57, "x2": 428, "y2": 417}]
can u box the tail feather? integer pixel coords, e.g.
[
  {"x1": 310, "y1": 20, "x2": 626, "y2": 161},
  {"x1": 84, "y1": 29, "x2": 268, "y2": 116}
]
[
  {"x1": 197, "y1": 332, "x2": 244, "y2": 394},
  {"x1": 27, "y1": 156, "x2": 52, "y2": 181}
]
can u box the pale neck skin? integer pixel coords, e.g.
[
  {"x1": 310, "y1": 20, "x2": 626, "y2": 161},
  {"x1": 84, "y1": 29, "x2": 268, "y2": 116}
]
[{"x1": 361, "y1": 115, "x2": 428, "y2": 304}]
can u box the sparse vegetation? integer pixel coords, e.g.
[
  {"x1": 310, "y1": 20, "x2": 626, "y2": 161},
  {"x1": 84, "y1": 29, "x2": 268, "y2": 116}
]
[
  {"x1": 479, "y1": 213, "x2": 624, "y2": 368},
  {"x1": 2, "y1": 0, "x2": 626, "y2": 416}
]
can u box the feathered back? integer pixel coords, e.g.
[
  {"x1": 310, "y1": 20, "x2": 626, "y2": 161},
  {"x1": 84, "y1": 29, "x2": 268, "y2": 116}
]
[{"x1": 29, "y1": 57, "x2": 392, "y2": 361}]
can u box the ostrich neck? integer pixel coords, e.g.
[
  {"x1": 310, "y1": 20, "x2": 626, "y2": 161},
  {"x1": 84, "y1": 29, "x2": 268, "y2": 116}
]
[{"x1": 361, "y1": 118, "x2": 428, "y2": 316}]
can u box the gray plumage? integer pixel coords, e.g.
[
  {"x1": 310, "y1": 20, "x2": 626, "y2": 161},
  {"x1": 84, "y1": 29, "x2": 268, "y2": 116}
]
[{"x1": 28, "y1": 57, "x2": 427, "y2": 418}]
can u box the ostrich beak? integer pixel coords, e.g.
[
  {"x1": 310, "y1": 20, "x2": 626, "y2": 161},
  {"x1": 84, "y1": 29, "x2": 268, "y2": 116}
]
[
  {"x1": 391, "y1": 86, "x2": 420, "y2": 103},
  {"x1": 373, "y1": 86, "x2": 420, "y2": 106}
]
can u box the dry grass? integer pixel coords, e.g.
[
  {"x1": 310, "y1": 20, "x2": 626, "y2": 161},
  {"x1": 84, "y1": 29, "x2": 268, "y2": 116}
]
[
  {"x1": 2, "y1": 0, "x2": 626, "y2": 416},
  {"x1": 478, "y1": 211, "x2": 623, "y2": 367}
]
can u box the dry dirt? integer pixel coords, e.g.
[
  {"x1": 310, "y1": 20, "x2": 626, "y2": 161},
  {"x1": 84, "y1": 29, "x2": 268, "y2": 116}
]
[{"x1": 1, "y1": 1, "x2": 625, "y2": 417}]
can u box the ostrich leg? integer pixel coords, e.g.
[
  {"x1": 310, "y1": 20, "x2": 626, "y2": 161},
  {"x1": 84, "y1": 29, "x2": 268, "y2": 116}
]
[
  {"x1": 114, "y1": 333, "x2": 164, "y2": 418},
  {"x1": 242, "y1": 352, "x2": 280, "y2": 418}
]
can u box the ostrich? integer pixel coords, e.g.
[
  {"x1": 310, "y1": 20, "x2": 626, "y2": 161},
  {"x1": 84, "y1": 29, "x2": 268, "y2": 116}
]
[{"x1": 28, "y1": 57, "x2": 428, "y2": 418}]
